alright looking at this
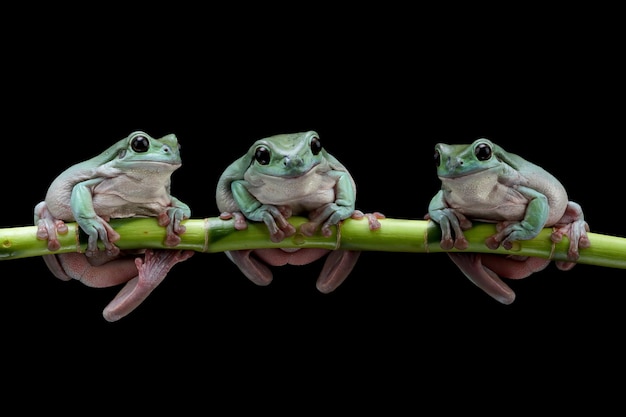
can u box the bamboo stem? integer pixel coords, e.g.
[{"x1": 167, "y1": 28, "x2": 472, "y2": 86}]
[{"x1": 1, "y1": 216, "x2": 625, "y2": 270}]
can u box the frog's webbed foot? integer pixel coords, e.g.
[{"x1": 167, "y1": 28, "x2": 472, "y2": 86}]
[
  {"x1": 550, "y1": 201, "x2": 591, "y2": 270},
  {"x1": 222, "y1": 208, "x2": 295, "y2": 242},
  {"x1": 102, "y1": 249, "x2": 195, "y2": 322},
  {"x1": 78, "y1": 215, "x2": 121, "y2": 257},
  {"x1": 448, "y1": 252, "x2": 551, "y2": 304},
  {"x1": 219, "y1": 211, "x2": 249, "y2": 231},
  {"x1": 34, "y1": 201, "x2": 68, "y2": 252},
  {"x1": 316, "y1": 250, "x2": 361, "y2": 294},
  {"x1": 225, "y1": 250, "x2": 274, "y2": 286},
  {"x1": 248, "y1": 204, "x2": 295, "y2": 242},
  {"x1": 486, "y1": 219, "x2": 544, "y2": 251},
  {"x1": 425, "y1": 209, "x2": 472, "y2": 250},
  {"x1": 300, "y1": 203, "x2": 357, "y2": 237},
  {"x1": 158, "y1": 207, "x2": 189, "y2": 247},
  {"x1": 485, "y1": 220, "x2": 519, "y2": 250},
  {"x1": 351, "y1": 210, "x2": 385, "y2": 231}
]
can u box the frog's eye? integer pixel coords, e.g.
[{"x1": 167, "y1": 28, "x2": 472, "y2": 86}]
[
  {"x1": 131, "y1": 135, "x2": 150, "y2": 153},
  {"x1": 255, "y1": 146, "x2": 271, "y2": 165},
  {"x1": 475, "y1": 143, "x2": 492, "y2": 161},
  {"x1": 434, "y1": 150, "x2": 441, "y2": 167},
  {"x1": 310, "y1": 136, "x2": 322, "y2": 155}
]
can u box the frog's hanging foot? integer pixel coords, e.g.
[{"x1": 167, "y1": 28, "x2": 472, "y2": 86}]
[
  {"x1": 102, "y1": 249, "x2": 195, "y2": 322},
  {"x1": 225, "y1": 249, "x2": 274, "y2": 286},
  {"x1": 448, "y1": 252, "x2": 550, "y2": 304},
  {"x1": 34, "y1": 201, "x2": 69, "y2": 252},
  {"x1": 316, "y1": 250, "x2": 361, "y2": 294},
  {"x1": 550, "y1": 201, "x2": 591, "y2": 270},
  {"x1": 226, "y1": 247, "x2": 357, "y2": 292}
]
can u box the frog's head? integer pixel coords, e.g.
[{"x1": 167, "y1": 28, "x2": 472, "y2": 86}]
[
  {"x1": 246, "y1": 130, "x2": 325, "y2": 178},
  {"x1": 113, "y1": 131, "x2": 182, "y2": 169},
  {"x1": 434, "y1": 138, "x2": 502, "y2": 179}
]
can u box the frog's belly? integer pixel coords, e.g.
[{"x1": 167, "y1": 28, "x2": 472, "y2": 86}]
[
  {"x1": 91, "y1": 177, "x2": 173, "y2": 218},
  {"x1": 252, "y1": 186, "x2": 336, "y2": 213},
  {"x1": 444, "y1": 186, "x2": 529, "y2": 222},
  {"x1": 248, "y1": 175, "x2": 337, "y2": 213},
  {"x1": 92, "y1": 193, "x2": 172, "y2": 218}
]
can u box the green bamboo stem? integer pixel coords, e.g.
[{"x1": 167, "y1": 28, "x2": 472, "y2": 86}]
[{"x1": 1, "y1": 216, "x2": 625, "y2": 270}]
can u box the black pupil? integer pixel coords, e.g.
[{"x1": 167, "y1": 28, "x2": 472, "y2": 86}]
[
  {"x1": 434, "y1": 150, "x2": 441, "y2": 166},
  {"x1": 475, "y1": 143, "x2": 492, "y2": 161},
  {"x1": 131, "y1": 136, "x2": 150, "y2": 153},
  {"x1": 310, "y1": 137, "x2": 322, "y2": 155},
  {"x1": 255, "y1": 146, "x2": 271, "y2": 165}
]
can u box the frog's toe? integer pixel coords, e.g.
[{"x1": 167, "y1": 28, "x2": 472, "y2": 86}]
[
  {"x1": 221, "y1": 211, "x2": 248, "y2": 230},
  {"x1": 440, "y1": 238, "x2": 455, "y2": 251},
  {"x1": 359, "y1": 211, "x2": 385, "y2": 231},
  {"x1": 485, "y1": 236, "x2": 501, "y2": 250},
  {"x1": 269, "y1": 229, "x2": 288, "y2": 243},
  {"x1": 164, "y1": 231, "x2": 182, "y2": 247},
  {"x1": 454, "y1": 237, "x2": 469, "y2": 250},
  {"x1": 555, "y1": 260, "x2": 577, "y2": 271},
  {"x1": 299, "y1": 222, "x2": 317, "y2": 237}
]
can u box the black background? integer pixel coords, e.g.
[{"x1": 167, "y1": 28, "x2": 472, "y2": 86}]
[{"x1": 2, "y1": 8, "x2": 624, "y2": 411}]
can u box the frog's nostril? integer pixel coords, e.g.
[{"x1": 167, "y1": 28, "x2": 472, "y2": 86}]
[{"x1": 284, "y1": 157, "x2": 303, "y2": 168}]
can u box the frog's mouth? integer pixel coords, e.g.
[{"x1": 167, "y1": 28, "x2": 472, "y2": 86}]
[
  {"x1": 438, "y1": 166, "x2": 494, "y2": 180},
  {"x1": 120, "y1": 160, "x2": 182, "y2": 174},
  {"x1": 259, "y1": 160, "x2": 320, "y2": 179}
]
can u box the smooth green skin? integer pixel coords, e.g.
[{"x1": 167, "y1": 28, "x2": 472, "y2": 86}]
[
  {"x1": 33, "y1": 131, "x2": 194, "y2": 322},
  {"x1": 427, "y1": 138, "x2": 590, "y2": 304},
  {"x1": 216, "y1": 130, "x2": 380, "y2": 293}
]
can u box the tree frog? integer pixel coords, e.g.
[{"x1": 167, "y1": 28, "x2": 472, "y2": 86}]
[
  {"x1": 426, "y1": 138, "x2": 590, "y2": 304},
  {"x1": 216, "y1": 130, "x2": 384, "y2": 293},
  {"x1": 34, "y1": 131, "x2": 194, "y2": 322}
]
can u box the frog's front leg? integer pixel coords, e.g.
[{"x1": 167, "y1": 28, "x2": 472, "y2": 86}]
[
  {"x1": 157, "y1": 196, "x2": 192, "y2": 246},
  {"x1": 550, "y1": 201, "x2": 591, "y2": 269},
  {"x1": 71, "y1": 179, "x2": 121, "y2": 256},
  {"x1": 231, "y1": 181, "x2": 295, "y2": 242},
  {"x1": 485, "y1": 186, "x2": 549, "y2": 250},
  {"x1": 299, "y1": 170, "x2": 383, "y2": 236},
  {"x1": 427, "y1": 191, "x2": 473, "y2": 250}
]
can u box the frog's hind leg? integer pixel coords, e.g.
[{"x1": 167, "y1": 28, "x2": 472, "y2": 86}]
[
  {"x1": 448, "y1": 252, "x2": 517, "y2": 304},
  {"x1": 316, "y1": 250, "x2": 361, "y2": 294},
  {"x1": 448, "y1": 253, "x2": 551, "y2": 304},
  {"x1": 102, "y1": 249, "x2": 194, "y2": 322},
  {"x1": 225, "y1": 249, "x2": 274, "y2": 287}
]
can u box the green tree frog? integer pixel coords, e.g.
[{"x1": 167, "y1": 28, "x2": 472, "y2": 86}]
[
  {"x1": 426, "y1": 138, "x2": 590, "y2": 304},
  {"x1": 34, "y1": 131, "x2": 194, "y2": 322},
  {"x1": 216, "y1": 130, "x2": 384, "y2": 293}
]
